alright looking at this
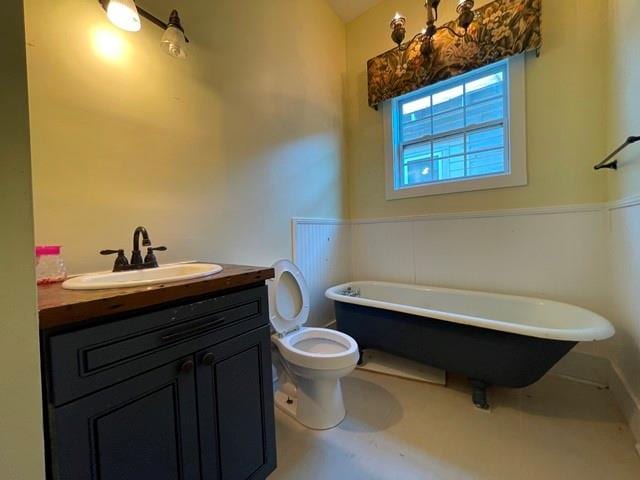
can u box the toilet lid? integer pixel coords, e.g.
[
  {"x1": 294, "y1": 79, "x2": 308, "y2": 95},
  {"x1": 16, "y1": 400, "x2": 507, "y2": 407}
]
[{"x1": 268, "y1": 260, "x2": 310, "y2": 335}]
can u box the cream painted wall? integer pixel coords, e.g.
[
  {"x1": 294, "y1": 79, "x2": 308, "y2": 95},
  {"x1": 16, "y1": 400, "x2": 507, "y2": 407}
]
[
  {"x1": 607, "y1": 0, "x2": 640, "y2": 200},
  {"x1": 0, "y1": 2, "x2": 45, "y2": 478},
  {"x1": 345, "y1": 0, "x2": 609, "y2": 219},
  {"x1": 25, "y1": 0, "x2": 347, "y2": 274}
]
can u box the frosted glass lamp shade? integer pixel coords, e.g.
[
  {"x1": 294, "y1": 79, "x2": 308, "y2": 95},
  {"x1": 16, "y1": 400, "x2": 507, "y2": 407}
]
[
  {"x1": 106, "y1": 0, "x2": 141, "y2": 32},
  {"x1": 161, "y1": 26, "x2": 187, "y2": 59}
]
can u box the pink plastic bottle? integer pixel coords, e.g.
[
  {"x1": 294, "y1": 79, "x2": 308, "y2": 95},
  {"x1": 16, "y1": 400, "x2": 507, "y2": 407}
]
[{"x1": 35, "y1": 246, "x2": 68, "y2": 285}]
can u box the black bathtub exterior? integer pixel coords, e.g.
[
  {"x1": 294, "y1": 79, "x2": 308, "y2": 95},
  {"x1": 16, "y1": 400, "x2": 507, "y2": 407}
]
[{"x1": 334, "y1": 301, "x2": 577, "y2": 407}]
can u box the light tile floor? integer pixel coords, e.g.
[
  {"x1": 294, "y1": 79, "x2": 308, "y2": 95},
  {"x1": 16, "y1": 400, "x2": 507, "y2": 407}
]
[{"x1": 272, "y1": 370, "x2": 640, "y2": 480}]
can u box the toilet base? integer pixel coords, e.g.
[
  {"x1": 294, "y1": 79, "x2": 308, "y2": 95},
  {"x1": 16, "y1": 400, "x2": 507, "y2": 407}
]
[{"x1": 274, "y1": 379, "x2": 347, "y2": 430}]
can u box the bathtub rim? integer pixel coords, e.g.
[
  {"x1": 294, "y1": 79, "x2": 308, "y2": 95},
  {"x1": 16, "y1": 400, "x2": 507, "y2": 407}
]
[{"x1": 325, "y1": 281, "x2": 615, "y2": 343}]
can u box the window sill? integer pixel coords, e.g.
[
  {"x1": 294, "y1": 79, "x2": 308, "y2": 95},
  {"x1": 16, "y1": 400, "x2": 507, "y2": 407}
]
[{"x1": 385, "y1": 171, "x2": 528, "y2": 200}]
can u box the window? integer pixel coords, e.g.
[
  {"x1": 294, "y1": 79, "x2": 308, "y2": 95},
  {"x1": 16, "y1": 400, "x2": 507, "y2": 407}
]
[{"x1": 384, "y1": 56, "x2": 527, "y2": 199}]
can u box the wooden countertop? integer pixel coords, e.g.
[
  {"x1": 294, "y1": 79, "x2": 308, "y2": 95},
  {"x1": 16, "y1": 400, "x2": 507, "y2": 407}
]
[{"x1": 38, "y1": 264, "x2": 274, "y2": 330}]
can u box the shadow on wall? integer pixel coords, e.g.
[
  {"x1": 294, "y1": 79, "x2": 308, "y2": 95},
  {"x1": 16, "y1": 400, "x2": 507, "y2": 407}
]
[{"x1": 186, "y1": 0, "x2": 347, "y2": 255}]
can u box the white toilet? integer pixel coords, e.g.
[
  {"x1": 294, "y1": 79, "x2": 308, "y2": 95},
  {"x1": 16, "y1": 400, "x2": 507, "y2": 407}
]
[{"x1": 269, "y1": 260, "x2": 359, "y2": 430}]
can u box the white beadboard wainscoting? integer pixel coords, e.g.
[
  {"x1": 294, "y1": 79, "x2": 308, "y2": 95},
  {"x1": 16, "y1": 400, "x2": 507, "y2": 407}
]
[
  {"x1": 350, "y1": 205, "x2": 610, "y2": 324},
  {"x1": 608, "y1": 195, "x2": 640, "y2": 443},
  {"x1": 292, "y1": 198, "x2": 640, "y2": 445},
  {"x1": 292, "y1": 219, "x2": 351, "y2": 328}
]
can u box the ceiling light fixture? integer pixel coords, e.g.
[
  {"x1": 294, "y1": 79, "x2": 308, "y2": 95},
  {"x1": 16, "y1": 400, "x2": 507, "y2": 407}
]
[
  {"x1": 160, "y1": 10, "x2": 187, "y2": 59},
  {"x1": 98, "y1": 0, "x2": 190, "y2": 59},
  {"x1": 390, "y1": 0, "x2": 477, "y2": 58},
  {"x1": 104, "y1": 0, "x2": 140, "y2": 32}
]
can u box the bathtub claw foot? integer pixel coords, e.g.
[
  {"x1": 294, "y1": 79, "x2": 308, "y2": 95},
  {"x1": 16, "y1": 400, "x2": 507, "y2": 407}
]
[{"x1": 470, "y1": 380, "x2": 490, "y2": 410}]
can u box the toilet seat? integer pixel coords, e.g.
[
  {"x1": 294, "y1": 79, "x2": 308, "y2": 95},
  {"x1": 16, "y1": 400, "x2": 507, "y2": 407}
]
[
  {"x1": 272, "y1": 328, "x2": 359, "y2": 370},
  {"x1": 268, "y1": 260, "x2": 359, "y2": 370},
  {"x1": 268, "y1": 260, "x2": 311, "y2": 336}
]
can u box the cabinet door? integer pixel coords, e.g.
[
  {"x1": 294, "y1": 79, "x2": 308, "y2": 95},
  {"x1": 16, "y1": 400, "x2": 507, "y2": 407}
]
[
  {"x1": 51, "y1": 357, "x2": 201, "y2": 480},
  {"x1": 197, "y1": 326, "x2": 276, "y2": 480}
]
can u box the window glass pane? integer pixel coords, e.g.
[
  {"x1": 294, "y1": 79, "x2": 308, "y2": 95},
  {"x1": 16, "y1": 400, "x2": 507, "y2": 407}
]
[
  {"x1": 466, "y1": 72, "x2": 504, "y2": 104},
  {"x1": 402, "y1": 117, "x2": 432, "y2": 142},
  {"x1": 402, "y1": 109, "x2": 430, "y2": 125},
  {"x1": 394, "y1": 62, "x2": 510, "y2": 189},
  {"x1": 401, "y1": 95, "x2": 432, "y2": 142},
  {"x1": 466, "y1": 96, "x2": 503, "y2": 126},
  {"x1": 467, "y1": 127, "x2": 504, "y2": 153},
  {"x1": 402, "y1": 142, "x2": 432, "y2": 164},
  {"x1": 467, "y1": 149, "x2": 505, "y2": 176},
  {"x1": 433, "y1": 108, "x2": 464, "y2": 135},
  {"x1": 433, "y1": 135, "x2": 464, "y2": 159},
  {"x1": 403, "y1": 161, "x2": 436, "y2": 185},
  {"x1": 436, "y1": 155, "x2": 465, "y2": 180},
  {"x1": 432, "y1": 85, "x2": 463, "y2": 114},
  {"x1": 402, "y1": 96, "x2": 431, "y2": 116}
]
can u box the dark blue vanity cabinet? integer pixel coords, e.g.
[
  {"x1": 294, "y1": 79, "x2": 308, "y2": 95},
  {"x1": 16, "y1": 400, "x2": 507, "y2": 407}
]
[{"x1": 41, "y1": 285, "x2": 276, "y2": 480}]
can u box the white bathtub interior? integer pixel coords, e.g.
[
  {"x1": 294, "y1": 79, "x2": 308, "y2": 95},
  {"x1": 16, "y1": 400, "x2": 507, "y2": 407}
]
[{"x1": 326, "y1": 281, "x2": 615, "y2": 342}]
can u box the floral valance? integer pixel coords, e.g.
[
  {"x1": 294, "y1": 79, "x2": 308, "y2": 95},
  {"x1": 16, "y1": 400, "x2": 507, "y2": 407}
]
[{"x1": 367, "y1": 0, "x2": 542, "y2": 109}]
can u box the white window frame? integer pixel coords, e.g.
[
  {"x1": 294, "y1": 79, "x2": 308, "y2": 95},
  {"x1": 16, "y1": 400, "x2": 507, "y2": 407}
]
[{"x1": 384, "y1": 55, "x2": 527, "y2": 200}]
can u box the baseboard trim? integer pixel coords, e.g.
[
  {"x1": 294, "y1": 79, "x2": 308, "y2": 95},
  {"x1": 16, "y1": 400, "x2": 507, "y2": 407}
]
[
  {"x1": 560, "y1": 350, "x2": 640, "y2": 445},
  {"x1": 324, "y1": 320, "x2": 337, "y2": 330},
  {"x1": 609, "y1": 361, "x2": 640, "y2": 444},
  {"x1": 549, "y1": 350, "x2": 611, "y2": 388},
  {"x1": 537, "y1": 351, "x2": 640, "y2": 445}
]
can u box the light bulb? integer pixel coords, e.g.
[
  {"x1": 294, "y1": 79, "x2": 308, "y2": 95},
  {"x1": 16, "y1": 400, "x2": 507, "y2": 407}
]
[
  {"x1": 106, "y1": 0, "x2": 141, "y2": 32},
  {"x1": 161, "y1": 26, "x2": 187, "y2": 59},
  {"x1": 391, "y1": 12, "x2": 406, "y2": 25},
  {"x1": 390, "y1": 11, "x2": 407, "y2": 46}
]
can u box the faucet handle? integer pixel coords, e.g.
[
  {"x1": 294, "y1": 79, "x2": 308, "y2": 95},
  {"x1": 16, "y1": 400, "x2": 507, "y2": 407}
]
[
  {"x1": 100, "y1": 249, "x2": 130, "y2": 272},
  {"x1": 100, "y1": 249, "x2": 124, "y2": 256},
  {"x1": 144, "y1": 246, "x2": 167, "y2": 268}
]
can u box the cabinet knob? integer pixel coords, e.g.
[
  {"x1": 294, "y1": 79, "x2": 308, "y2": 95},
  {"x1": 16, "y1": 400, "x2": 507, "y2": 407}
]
[
  {"x1": 202, "y1": 353, "x2": 215, "y2": 366},
  {"x1": 180, "y1": 360, "x2": 194, "y2": 374}
]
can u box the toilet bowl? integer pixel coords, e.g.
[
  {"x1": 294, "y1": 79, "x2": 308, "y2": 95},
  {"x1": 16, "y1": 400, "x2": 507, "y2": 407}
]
[{"x1": 269, "y1": 260, "x2": 359, "y2": 430}]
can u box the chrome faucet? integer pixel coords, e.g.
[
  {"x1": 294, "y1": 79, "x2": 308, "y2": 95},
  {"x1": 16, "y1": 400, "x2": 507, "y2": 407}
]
[
  {"x1": 341, "y1": 287, "x2": 361, "y2": 297},
  {"x1": 101, "y1": 226, "x2": 167, "y2": 272}
]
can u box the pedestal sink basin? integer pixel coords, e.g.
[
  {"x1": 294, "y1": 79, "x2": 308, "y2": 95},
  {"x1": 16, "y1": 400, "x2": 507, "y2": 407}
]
[{"x1": 62, "y1": 263, "x2": 224, "y2": 290}]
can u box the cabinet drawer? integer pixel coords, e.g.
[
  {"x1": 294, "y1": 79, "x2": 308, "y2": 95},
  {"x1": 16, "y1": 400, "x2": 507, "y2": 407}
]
[{"x1": 45, "y1": 286, "x2": 268, "y2": 406}]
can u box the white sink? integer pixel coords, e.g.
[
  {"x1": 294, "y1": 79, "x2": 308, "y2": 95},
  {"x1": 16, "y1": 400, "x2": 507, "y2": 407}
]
[{"x1": 62, "y1": 263, "x2": 224, "y2": 290}]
